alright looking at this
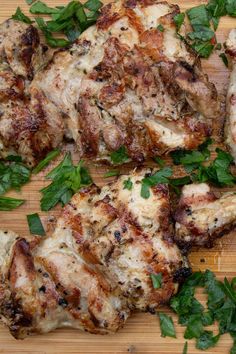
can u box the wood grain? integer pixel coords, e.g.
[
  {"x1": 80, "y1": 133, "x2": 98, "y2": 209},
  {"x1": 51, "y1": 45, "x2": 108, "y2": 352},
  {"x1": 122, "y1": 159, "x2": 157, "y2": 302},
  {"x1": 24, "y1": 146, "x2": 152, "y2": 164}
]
[{"x1": 0, "y1": 0, "x2": 236, "y2": 353}]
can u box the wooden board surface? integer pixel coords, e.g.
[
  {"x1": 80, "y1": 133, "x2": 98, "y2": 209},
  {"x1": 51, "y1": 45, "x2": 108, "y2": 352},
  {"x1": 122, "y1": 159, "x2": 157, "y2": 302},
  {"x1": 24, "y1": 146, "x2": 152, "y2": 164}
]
[{"x1": 0, "y1": 0, "x2": 236, "y2": 353}]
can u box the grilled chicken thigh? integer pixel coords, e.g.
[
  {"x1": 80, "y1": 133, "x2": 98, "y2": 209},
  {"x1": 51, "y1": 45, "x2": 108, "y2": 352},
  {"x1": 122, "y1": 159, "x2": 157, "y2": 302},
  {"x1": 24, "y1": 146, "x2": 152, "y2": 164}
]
[
  {"x1": 174, "y1": 183, "x2": 236, "y2": 249},
  {"x1": 0, "y1": 170, "x2": 190, "y2": 338},
  {"x1": 226, "y1": 29, "x2": 236, "y2": 161},
  {"x1": 32, "y1": 0, "x2": 221, "y2": 162},
  {"x1": 0, "y1": 20, "x2": 64, "y2": 166}
]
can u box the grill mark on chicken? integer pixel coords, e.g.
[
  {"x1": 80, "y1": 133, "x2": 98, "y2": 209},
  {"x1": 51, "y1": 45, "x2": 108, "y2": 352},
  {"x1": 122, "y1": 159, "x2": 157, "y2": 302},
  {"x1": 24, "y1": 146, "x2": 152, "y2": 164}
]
[
  {"x1": 0, "y1": 171, "x2": 189, "y2": 338},
  {"x1": 29, "y1": 0, "x2": 221, "y2": 164}
]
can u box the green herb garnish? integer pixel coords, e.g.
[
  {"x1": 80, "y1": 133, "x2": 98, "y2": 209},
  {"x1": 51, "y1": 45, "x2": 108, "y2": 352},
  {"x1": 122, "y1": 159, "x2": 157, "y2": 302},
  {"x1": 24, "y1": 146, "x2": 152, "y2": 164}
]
[
  {"x1": 0, "y1": 160, "x2": 31, "y2": 195},
  {"x1": 159, "y1": 313, "x2": 176, "y2": 338},
  {"x1": 110, "y1": 146, "x2": 129, "y2": 165},
  {"x1": 219, "y1": 52, "x2": 229, "y2": 67},
  {"x1": 104, "y1": 170, "x2": 120, "y2": 178},
  {"x1": 150, "y1": 273, "x2": 162, "y2": 289},
  {"x1": 32, "y1": 149, "x2": 60, "y2": 174},
  {"x1": 12, "y1": 7, "x2": 33, "y2": 24},
  {"x1": 27, "y1": 213, "x2": 45, "y2": 236},
  {"x1": 0, "y1": 197, "x2": 25, "y2": 211},
  {"x1": 174, "y1": 13, "x2": 185, "y2": 32},
  {"x1": 40, "y1": 153, "x2": 92, "y2": 211},
  {"x1": 123, "y1": 177, "x2": 133, "y2": 190},
  {"x1": 157, "y1": 24, "x2": 164, "y2": 32}
]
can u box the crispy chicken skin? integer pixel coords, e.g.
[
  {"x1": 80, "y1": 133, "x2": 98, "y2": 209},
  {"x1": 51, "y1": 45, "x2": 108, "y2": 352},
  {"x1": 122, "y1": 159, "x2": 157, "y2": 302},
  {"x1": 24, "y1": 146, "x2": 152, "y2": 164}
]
[
  {"x1": 32, "y1": 0, "x2": 221, "y2": 163},
  {"x1": 226, "y1": 29, "x2": 236, "y2": 162},
  {"x1": 0, "y1": 170, "x2": 190, "y2": 338},
  {"x1": 0, "y1": 20, "x2": 64, "y2": 166},
  {"x1": 174, "y1": 183, "x2": 236, "y2": 249}
]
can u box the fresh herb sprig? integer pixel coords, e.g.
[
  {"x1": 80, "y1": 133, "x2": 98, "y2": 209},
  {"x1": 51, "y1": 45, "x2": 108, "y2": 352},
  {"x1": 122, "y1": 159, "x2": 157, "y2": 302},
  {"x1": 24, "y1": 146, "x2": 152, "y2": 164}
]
[
  {"x1": 174, "y1": 0, "x2": 236, "y2": 59},
  {"x1": 27, "y1": 213, "x2": 45, "y2": 236},
  {"x1": 0, "y1": 158, "x2": 31, "y2": 196},
  {"x1": 12, "y1": 0, "x2": 102, "y2": 47},
  {"x1": 0, "y1": 196, "x2": 25, "y2": 211},
  {"x1": 40, "y1": 153, "x2": 92, "y2": 211},
  {"x1": 170, "y1": 270, "x2": 236, "y2": 353}
]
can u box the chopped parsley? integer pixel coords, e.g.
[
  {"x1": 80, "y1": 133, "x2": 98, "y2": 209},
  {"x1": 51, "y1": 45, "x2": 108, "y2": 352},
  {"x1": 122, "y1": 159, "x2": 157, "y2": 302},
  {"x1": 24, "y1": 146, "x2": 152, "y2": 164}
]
[
  {"x1": 174, "y1": 12, "x2": 185, "y2": 32},
  {"x1": 13, "y1": 0, "x2": 103, "y2": 47},
  {"x1": 40, "y1": 153, "x2": 92, "y2": 211},
  {"x1": 104, "y1": 170, "x2": 120, "y2": 178},
  {"x1": 32, "y1": 149, "x2": 60, "y2": 174},
  {"x1": 123, "y1": 177, "x2": 133, "y2": 190},
  {"x1": 150, "y1": 273, "x2": 162, "y2": 289},
  {"x1": 0, "y1": 197, "x2": 25, "y2": 211},
  {"x1": 157, "y1": 24, "x2": 164, "y2": 32},
  {"x1": 0, "y1": 159, "x2": 31, "y2": 195},
  {"x1": 159, "y1": 313, "x2": 176, "y2": 338},
  {"x1": 170, "y1": 270, "x2": 236, "y2": 352},
  {"x1": 27, "y1": 213, "x2": 46, "y2": 236},
  {"x1": 219, "y1": 52, "x2": 229, "y2": 67},
  {"x1": 110, "y1": 146, "x2": 129, "y2": 165}
]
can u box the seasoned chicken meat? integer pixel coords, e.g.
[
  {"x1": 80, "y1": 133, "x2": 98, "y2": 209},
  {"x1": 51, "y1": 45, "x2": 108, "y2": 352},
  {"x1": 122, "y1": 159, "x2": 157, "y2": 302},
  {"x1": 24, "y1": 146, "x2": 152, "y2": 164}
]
[
  {"x1": 31, "y1": 0, "x2": 221, "y2": 163},
  {"x1": 226, "y1": 29, "x2": 236, "y2": 161},
  {"x1": 0, "y1": 20, "x2": 64, "y2": 166},
  {"x1": 0, "y1": 170, "x2": 190, "y2": 338},
  {"x1": 174, "y1": 183, "x2": 236, "y2": 249}
]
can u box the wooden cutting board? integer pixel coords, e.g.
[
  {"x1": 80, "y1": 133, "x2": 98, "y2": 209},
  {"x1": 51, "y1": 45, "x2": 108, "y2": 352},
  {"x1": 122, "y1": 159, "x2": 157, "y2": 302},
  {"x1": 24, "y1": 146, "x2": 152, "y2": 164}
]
[{"x1": 0, "y1": 0, "x2": 236, "y2": 353}]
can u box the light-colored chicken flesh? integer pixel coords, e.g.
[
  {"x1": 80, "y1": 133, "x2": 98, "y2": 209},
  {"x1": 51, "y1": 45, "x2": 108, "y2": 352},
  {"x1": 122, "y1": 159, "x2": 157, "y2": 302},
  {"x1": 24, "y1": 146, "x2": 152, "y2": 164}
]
[
  {"x1": 174, "y1": 183, "x2": 236, "y2": 249},
  {"x1": 0, "y1": 170, "x2": 190, "y2": 339},
  {"x1": 226, "y1": 29, "x2": 236, "y2": 162},
  {"x1": 0, "y1": 0, "x2": 221, "y2": 165}
]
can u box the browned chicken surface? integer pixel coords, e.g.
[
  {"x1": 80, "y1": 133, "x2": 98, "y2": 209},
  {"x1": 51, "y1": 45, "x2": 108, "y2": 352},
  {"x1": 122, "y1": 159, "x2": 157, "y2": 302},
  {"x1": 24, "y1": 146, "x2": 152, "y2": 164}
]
[
  {"x1": 0, "y1": 170, "x2": 190, "y2": 339},
  {"x1": 0, "y1": 0, "x2": 221, "y2": 165},
  {"x1": 174, "y1": 183, "x2": 236, "y2": 249},
  {"x1": 226, "y1": 29, "x2": 236, "y2": 162},
  {"x1": 0, "y1": 20, "x2": 64, "y2": 166}
]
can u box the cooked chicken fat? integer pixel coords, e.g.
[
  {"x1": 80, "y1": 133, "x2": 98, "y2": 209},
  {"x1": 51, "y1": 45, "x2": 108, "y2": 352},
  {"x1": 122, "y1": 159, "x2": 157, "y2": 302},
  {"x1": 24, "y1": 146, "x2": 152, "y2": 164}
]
[
  {"x1": 0, "y1": 170, "x2": 190, "y2": 338},
  {"x1": 174, "y1": 183, "x2": 236, "y2": 249}
]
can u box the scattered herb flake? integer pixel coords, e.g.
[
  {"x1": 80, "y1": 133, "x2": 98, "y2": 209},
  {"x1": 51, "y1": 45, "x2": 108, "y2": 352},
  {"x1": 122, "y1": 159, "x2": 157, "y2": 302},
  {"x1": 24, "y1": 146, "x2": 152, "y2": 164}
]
[
  {"x1": 110, "y1": 146, "x2": 129, "y2": 165},
  {"x1": 159, "y1": 313, "x2": 176, "y2": 338},
  {"x1": 174, "y1": 12, "x2": 185, "y2": 32},
  {"x1": 0, "y1": 197, "x2": 24, "y2": 211},
  {"x1": 150, "y1": 273, "x2": 162, "y2": 289},
  {"x1": 32, "y1": 149, "x2": 60, "y2": 174},
  {"x1": 123, "y1": 177, "x2": 133, "y2": 190},
  {"x1": 219, "y1": 52, "x2": 229, "y2": 67},
  {"x1": 27, "y1": 213, "x2": 45, "y2": 236}
]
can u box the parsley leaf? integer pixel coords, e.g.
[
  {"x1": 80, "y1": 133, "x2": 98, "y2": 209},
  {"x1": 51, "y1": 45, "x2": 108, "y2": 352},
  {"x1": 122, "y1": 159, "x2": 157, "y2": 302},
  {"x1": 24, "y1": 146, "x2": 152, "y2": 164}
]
[
  {"x1": 0, "y1": 160, "x2": 31, "y2": 195},
  {"x1": 174, "y1": 13, "x2": 185, "y2": 32},
  {"x1": 104, "y1": 170, "x2": 120, "y2": 178},
  {"x1": 150, "y1": 273, "x2": 162, "y2": 289},
  {"x1": 187, "y1": 5, "x2": 210, "y2": 31},
  {"x1": 153, "y1": 156, "x2": 165, "y2": 167},
  {"x1": 123, "y1": 178, "x2": 133, "y2": 190},
  {"x1": 32, "y1": 149, "x2": 60, "y2": 174},
  {"x1": 219, "y1": 52, "x2": 229, "y2": 67},
  {"x1": 157, "y1": 24, "x2": 164, "y2": 32},
  {"x1": 12, "y1": 7, "x2": 33, "y2": 24},
  {"x1": 27, "y1": 213, "x2": 45, "y2": 236},
  {"x1": 182, "y1": 341, "x2": 188, "y2": 354},
  {"x1": 196, "y1": 331, "x2": 220, "y2": 350},
  {"x1": 30, "y1": 1, "x2": 60, "y2": 14},
  {"x1": 110, "y1": 146, "x2": 129, "y2": 164},
  {"x1": 84, "y1": 0, "x2": 102, "y2": 12},
  {"x1": 141, "y1": 167, "x2": 172, "y2": 199},
  {"x1": 226, "y1": 0, "x2": 236, "y2": 16},
  {"x1": 159, "y1": 313, "x2": 176, "y2": 338},
  {"x1": 0, "y1": 197, "x2": 25, "y2": 211},
  {"x1": 40, "y1": 153, "x2": 92, "y2": 211}
]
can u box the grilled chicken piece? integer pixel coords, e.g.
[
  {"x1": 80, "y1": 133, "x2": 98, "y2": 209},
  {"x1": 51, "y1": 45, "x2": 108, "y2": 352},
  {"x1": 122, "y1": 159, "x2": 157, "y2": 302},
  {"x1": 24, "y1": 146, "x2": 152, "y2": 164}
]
[
  {"x1": 174, "y1": 183, "x2": 236, "y2": 249},
  {"x1": 0, "y1": 20, "x2": 64, "y2": 166},
  {"x1": 32, "y1": 0, "x2": 221, "y2": 163},
  {"x1": 0, "y1": 170, "x2": 190, "y2": 338},
  {"x1": 226, "y1": 29, "x2": 236, "y2": 161}
]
